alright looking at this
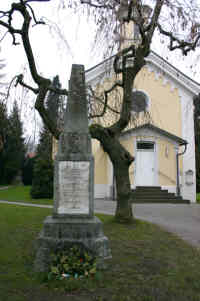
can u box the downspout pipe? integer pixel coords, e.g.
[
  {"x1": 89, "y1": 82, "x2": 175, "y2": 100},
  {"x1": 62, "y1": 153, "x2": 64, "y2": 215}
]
[
  {"x1": 176, "y1": 143, "x2": 188, "y2": 196},
  {"x1": 112, "y1": 171, "x2": 115, "y2": 200}
]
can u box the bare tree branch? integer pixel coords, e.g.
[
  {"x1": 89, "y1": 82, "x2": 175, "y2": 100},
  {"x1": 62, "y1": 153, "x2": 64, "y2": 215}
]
[
  {"x1": 158, "y1": 23, "x2": 200, "y2": 55},
  {"x1": 0, "y1": 1, "x2": 70, "y2": 139},
  {"x1": 146, "y1": 0, "x2": 164, "y2": 44},
  {"x1": 25, "y1": 0, "x2": 51, "y2": 3},
  {"x1": 0, "y1": 19, "x2": 21, "y2": 45},
  {"x1": 35, "y1": 84, "x2": 61, "y2": 139},
  {"x1": 89, "y1": 81, "x2": 121, "y2": 118},
  {"x1": 15, "y1": 74, "x2": 39, "y2": 94},
  {"x1": 80, "y1": 0, "x2": 115, "y2": 10},
  {"x1": 26, "y1": 3, "x2": 46, "y2": 25},
  {"x1": 114, "y1": 45, "x2": 136, "y2": 74}
]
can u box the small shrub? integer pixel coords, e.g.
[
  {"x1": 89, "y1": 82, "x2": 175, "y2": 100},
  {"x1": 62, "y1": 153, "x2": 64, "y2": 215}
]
[{"x1": 48, "y1": 246, "x2": 97, "y2": 281}]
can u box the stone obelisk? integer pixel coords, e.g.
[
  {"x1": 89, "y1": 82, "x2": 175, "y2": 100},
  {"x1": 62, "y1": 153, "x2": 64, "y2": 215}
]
[
  {"x1": 34, "y1": 65, "x2": 111, "y2": 272},
  {"x1": 54, "y1": 64, "x2": 93, "y2": 217}
]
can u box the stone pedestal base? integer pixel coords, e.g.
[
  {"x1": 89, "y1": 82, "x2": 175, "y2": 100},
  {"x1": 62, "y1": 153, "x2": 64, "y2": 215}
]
[{"x1": 34, "y1": 215, "x2": 111, "y2": 272}]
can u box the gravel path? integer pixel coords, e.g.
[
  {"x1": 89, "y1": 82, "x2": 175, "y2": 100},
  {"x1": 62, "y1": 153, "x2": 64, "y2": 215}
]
[{"x1": 94, "y1": 200, "x2": 200, "y2": 248}]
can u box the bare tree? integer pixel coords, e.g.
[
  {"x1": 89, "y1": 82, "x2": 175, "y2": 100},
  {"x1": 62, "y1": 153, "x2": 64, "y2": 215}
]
[{"x1": 0, "y1": 0, "x2": 199, "y2": 223}]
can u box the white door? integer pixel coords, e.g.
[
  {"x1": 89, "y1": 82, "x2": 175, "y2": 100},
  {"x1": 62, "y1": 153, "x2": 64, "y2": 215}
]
[{"x1": 136, "y1": 141, "x2": 156, "y2": 186}]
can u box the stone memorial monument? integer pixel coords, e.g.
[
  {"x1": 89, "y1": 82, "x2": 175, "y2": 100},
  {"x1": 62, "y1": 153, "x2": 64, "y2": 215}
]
[{"x1": 34, "y1": 64, "x2": 111, "y2": 272}]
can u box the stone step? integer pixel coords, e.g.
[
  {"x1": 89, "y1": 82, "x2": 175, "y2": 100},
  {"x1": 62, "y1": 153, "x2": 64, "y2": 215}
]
[
  {"x1": 131, "y1": 198, "x2": 190, "y2": 204},
  {"x1": 135, "y1": 186, "x2": 163, "y2": 191},
  {"x1": 133, "y1": 187, "x2": 177, "y2": 195},
  {"x1": 134, "y1": 192, "x2": 173, "y2": 197},
  {"x1": 132, "y1": 190, "x2": 176, "y2": 195},
  {"x1": 130, "y1": 186, "x2": 189, "y2": 203},
  {"x1": 132, "y1": 194, "x2": 182, "y2": 200}
]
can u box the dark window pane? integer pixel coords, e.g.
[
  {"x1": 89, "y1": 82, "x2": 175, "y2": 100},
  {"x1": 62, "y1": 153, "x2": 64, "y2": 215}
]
[{"x1": 137, "y1": 142, "x2": 154, "y2": 150}]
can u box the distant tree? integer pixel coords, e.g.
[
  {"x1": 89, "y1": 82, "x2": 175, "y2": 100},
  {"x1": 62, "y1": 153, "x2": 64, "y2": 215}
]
[
  {"x1": 0, "y1": 101, "x2": 9, "y2": 184},
  {"x1": 0, "y1": 101, "x2": 8, "y2": 151},
  {"x1": 0, "y1": 101, "x2": 25, "y2": 184},
  {"x1": 22, "y1": 154, "x2": 36, "y2": 185},
  {"x1": 0, "y1": 45, "x2": 8, "y2": 153},
  {"x1": 45, "y1": 75, "x2": 61, "y2": 122},
  {"x1": 31, "y1": 75, "x2": 61, "y2": 198},
  {"x1": 30, "y1": 126, "x2": 53, "y2": 198}
]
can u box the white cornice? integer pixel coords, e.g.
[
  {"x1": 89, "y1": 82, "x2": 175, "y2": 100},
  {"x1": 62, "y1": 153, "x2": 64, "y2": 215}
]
[
  {"x1": 146, "y1": 52, "x2": 200, "y2": 95},
  {"x1": 85, "y1": 52, "x2": 200, "y2": 95},
  {"x1": 86, "y1": 58, "x2": 115, "y2": 86}
]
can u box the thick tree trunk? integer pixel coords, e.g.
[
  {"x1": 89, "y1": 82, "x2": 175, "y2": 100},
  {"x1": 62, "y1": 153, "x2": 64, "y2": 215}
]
[
  {"x1": 113, "y1": 161, "x2": 133, "y2": 223},
  {"x1": 90, "y1": 125, "x2": 134, "y2": 223}
]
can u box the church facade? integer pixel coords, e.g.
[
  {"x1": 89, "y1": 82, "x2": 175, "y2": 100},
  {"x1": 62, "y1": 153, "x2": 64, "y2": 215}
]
[{"x1": 85, "y1": 51, "x2": 200, "y2": 203}]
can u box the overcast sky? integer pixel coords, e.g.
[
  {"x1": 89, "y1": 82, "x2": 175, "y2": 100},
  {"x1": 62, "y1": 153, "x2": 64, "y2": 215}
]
[
  {"x1": 1, "y1": 1, "x2": 200, "y2": 87},
  {"x1": 0, "y1": 1, "x2": 99, "y2": 143},
  {"x1": 1, "y1": 0, "x2": 99, "y2": 87},
  {"x1": 0, "y1": 1, "x2": 200, "y2": 143}
]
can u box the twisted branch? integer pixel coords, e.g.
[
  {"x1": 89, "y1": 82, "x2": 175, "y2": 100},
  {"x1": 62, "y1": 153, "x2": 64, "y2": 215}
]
[
  {"x1": 89, "y1": 82, "x2": 122, "y2": 118},
  {"x1": 158, "y1": 23, "x2": 200, "y2": 55},
  {"x1": 0, "y1": 1, "x2": 68, "y2": 139}
]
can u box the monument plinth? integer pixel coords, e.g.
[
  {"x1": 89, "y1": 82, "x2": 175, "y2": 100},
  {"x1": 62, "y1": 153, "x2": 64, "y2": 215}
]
[{"x1": 34, "y1": 65, "x2": 111, "y2": 272}]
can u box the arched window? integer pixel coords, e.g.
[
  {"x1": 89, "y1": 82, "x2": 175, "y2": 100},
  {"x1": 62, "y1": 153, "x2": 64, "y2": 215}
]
[{"x1": 131, "y1": 90, "x2": 150, "y2": 113}]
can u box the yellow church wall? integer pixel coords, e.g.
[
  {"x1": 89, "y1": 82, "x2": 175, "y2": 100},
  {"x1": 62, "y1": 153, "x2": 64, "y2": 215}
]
[
  {"x1": 91, "y1": 139, "x2": 108, "y2": 185},
  {"x1": 157, "y1": 138, "x2": 177, "y2": 186},
  {"x1": 92, "y1": 65, "x2": 183, "y2": 189},
  {"x1": 135, "y1": 67, "x2": 182, "y2": 137},
  {"x1": 92, "y1": 66, "x2": 182, "y2": 142}
]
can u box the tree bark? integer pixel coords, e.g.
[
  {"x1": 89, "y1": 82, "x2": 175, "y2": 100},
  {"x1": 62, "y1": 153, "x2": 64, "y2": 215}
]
[
  {"x1": 90, "y1": 124, "x2": 134, "y2": 223},
  {"x1": 113, "y1": 160, "x2": 133, "y2": 223}
]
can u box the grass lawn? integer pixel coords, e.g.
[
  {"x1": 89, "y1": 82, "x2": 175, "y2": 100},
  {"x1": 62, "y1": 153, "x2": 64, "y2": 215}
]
[
  {"x1": 1, "y1": 204, "x2": 200, "y2": 301},
  {"x1": 0, "y1": 185, "x2": 53, "y2": 205},
  {"x1": 197, "y1": 193, "x2": 200, "y2": 203}
]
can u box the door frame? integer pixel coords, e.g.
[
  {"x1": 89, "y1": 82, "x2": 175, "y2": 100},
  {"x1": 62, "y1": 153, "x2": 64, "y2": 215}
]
[{"x1": 134, "y1": 138, "x2": 158, "y2": 187}]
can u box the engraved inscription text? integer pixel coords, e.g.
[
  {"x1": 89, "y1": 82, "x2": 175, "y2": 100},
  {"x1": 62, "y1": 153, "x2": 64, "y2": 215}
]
[{"x1": 58, "y1": 161, "x2": 89, "y2": 214}]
